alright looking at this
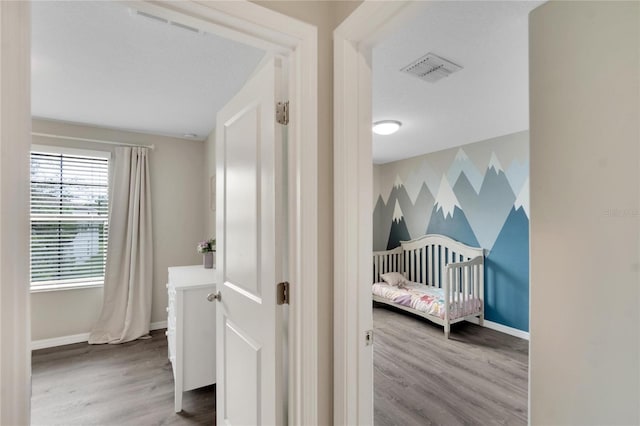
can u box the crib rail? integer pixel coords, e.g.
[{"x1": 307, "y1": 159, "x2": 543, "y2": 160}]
[
  {"x1": 372, "y1": 247, "x2": 403, "y2": 283},
  {"x1": 400, "y1": 234, "x2": 484, "y2": 289},
  {"x1": 444, "y1": 255, "x2": 484, "y2": 319}
]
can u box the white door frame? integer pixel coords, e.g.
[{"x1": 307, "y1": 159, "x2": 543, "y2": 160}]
[
  {"x1": 333, "y1": 2, "x2": 427, "y2": 424},
  {"x1": 0, "y1": 1, "x2": 318, "y2": 424}
]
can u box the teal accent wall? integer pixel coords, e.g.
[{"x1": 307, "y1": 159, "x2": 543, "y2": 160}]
[{"x1": 373, "y1": 131, "x2": 529, "y2": 332}]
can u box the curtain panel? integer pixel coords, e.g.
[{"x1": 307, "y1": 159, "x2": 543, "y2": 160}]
[{"x1": 89, "y1": 146, "x2": 153, "y2": 344}]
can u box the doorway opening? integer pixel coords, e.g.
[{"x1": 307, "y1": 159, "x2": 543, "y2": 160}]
[
  {"x1": 29, "y1": 1, "x2": 268, "y2": 423},
  {"x1": 335, "y1": 1, "x2": 537, "y2": 424}
]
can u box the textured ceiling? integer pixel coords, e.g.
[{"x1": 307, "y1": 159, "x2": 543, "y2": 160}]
[
  {"x1": 372, "y1": 1, "x2": 543, "y2": 164},
  {"x1": 31, "y1": 1, "x2": 265, "y2": 140}
]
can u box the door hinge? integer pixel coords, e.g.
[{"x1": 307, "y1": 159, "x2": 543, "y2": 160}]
[
  {"x1": 276, "y1": 101, "x2": 289, "y2": 125},
  {"x1": 365, "y1": 330, "x2": 374, "y2": 346},
  {"x1": 277, "y1": 281, "x2": 290, "y2": 305}
]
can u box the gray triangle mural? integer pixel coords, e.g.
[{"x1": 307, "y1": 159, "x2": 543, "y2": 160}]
[
  {"x1": 456, "y1": 166, "x2": 515, "y2": 250},
  {"x1": 373, "y1": 195, "x2": 393, "y2": 251},
  {"x1": 399, "y1": 182, "x2": 434, "y2": 240}
]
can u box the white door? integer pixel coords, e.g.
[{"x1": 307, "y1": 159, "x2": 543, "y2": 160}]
[{"x1": 215, "y1": 57, "x2": 287, "y2": 426}]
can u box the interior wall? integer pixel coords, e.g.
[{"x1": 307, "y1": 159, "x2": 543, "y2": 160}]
[
  {"x1": 251, "y1": 1, "x2": 361, "y2": 424},
  {"x1": 373, "y1": 131, "x2": 529, "y2": 331},
  {"x1": 31, "y1": 119, "x2": 206, "y2": 341},
  {"x1": 529, "y1": 1, "x2": 639, "y2": 424},
  {"x1": 0, "y1": 2, "x2": 31, "y2": 423},
  {"x1": 204, "y1": 130, "x2": 216, "y2": 238}
]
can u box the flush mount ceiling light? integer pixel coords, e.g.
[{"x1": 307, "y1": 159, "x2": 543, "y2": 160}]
[{"x1": 372, "y1": 120, "x2": 402, "y2": 136}]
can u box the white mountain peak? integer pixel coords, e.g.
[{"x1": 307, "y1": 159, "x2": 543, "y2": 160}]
[
  {"x1": 455, "y1": 148, "x2": 469, "y2": 162},
  {"x1": 488, "y1": 152, "x2": 504, "y2": 173},
  {"x1": 514, "y1": 177, "x2": 530, "y2": 218},
  {"x1": 393, "y1": 174, "x2": 403, "y2": 188},
  {"x1": 392, "y1": 199, "x2": 404, "y2": 222},
  {"x1": 447, "y1": 149, "x2": 482, "y2": 194},
  {"x1": 434, "y1": 176, "x2": 460, "y2": 219}
]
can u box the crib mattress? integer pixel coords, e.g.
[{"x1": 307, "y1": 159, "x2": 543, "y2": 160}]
[{"x1": 372, "y1": 281, "x2": 481, "y2": 320}]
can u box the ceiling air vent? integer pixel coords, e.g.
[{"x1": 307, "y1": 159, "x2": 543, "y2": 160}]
[{"x1": 400, "y1": 53, "x2": 462, "y2": 83}]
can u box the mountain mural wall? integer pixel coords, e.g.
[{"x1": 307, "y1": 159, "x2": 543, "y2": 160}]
[{"x1": 373, "y1": 131, "x2": 529, "y2": 332}]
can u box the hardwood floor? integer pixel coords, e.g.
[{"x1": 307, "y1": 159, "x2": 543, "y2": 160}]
[
  {"x1": 32, "y1": 310, "x2": 526, "y2": 426},
  {"x1": 374, "y1": 305, "x2": 529, "y2": 426},
  {"x1": 31, "y1": 330, "x2": 215, "y2": 426}
]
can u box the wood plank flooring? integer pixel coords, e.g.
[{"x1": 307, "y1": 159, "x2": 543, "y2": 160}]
[
  {"x1": 33, "y1": 310, "x2": 527, "y2": 426},
  {"x1": 373, "y1": 305, "x2": 528, "y2": 426},
  {"x1": 31, "y1": 330, "x2": 215, "y2": 426}
]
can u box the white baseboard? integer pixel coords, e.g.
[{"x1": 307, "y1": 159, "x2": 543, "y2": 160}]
[
  {"x1": 150, "y1": 320, "x2": 167, "y2": 331},
  {"x1": 467, "y1": 317, "x2": 530, "y2": 340},
  {"x1": 31, "y1": 332, "x2": 91, "y2": 351},
  {"x1": 32, "y1": 320, "x2": 169, "y2": 351}
]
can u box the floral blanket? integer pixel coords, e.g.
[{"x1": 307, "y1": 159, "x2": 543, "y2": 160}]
[{"x1": 372, "y1": 281, "x2": 482, "y2": 320}]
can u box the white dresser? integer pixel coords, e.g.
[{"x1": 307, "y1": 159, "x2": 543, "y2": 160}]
[{"x1": 166, "y1": 265, "x2": 217, "y2": 413}]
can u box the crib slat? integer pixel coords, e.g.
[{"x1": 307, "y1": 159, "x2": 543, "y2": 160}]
[
  {"x1": 402, "y1": 250, "x2": 407, "y2": 278},
  {"x1": 475, "y1": 264, "x2": 479, "y2": 300},
  {"x1": 471, "y1": 265, "x2": 479, "y2": 299},
  {"x1": 421, "y1": 248, "x2": 426, "y2": 285},
  {"x1": 391, "y1": 253, "x2": 394, "y2": 275},
  {"x1": 464, "y1": 265, "x2": 470, "y2": 304},
  {"x1": 476, "y1": 264, "x2": 481, "y2": 299},
  {"x1": 374, "y1": 255, "x2": 378, "y2": 282},
  {"x1": 413, "y1": 249, "x2": 417, "y2": 282},
  {"x1": 470, "y1": 262, "x2": 475, "y2": 297},
  {"x1": 434, "y1": 246, "x2": 440, "y2": 287},
  {"x1": 409, "y1": 250, "x2": 414, "y2": 281},
  {"x1": 456, "y1": 267, "x2": 460, "y2": 304},
  {"x1": 425, "y1": 247, "x2": 429, "y2": 285}
]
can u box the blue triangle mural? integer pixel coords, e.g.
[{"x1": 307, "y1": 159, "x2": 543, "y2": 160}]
[
  {"x1": 387, "y1": 217, "x2": 411, "y2": 250},
  {"x1": 485, "y1": 206, "x2": 529, "y2": 331},
  {"x1": 426, "y1": 205, "x2": 479, "y2": 248}
]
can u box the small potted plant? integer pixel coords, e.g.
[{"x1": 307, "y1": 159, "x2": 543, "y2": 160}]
[{"x1": 197, "y1": 238, "x2": 216, "y2": 269}]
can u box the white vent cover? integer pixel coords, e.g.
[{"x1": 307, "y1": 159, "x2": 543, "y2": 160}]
[{"x1": 400, "y1": 53, "x2": 462, "y2": 83}]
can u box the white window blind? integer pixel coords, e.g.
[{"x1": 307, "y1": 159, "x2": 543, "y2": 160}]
[{"x1": 30, "y1": 150, "x2": 110, "y2": 290}]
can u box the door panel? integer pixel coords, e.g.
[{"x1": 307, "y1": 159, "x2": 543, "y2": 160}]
[
  {"x1": 224, "y1": 319, "x2": 260, "y2": 425},
  {"x1": 224, "y1": 105, "x2": 260, "y2": 296}
]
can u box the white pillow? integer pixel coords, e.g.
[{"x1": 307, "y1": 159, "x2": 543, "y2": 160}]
[{"x1": 380, "y1": 272, "x2": 407, "y2": 287}]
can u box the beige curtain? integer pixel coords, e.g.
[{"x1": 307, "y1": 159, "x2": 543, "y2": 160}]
[{"x1": 89, "y1": 147, "x2": 153, "y2": 344}]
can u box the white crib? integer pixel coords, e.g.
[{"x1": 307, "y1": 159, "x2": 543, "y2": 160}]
[{"x1": 373, "y1": 234, "x2": 485, "y2": 338}]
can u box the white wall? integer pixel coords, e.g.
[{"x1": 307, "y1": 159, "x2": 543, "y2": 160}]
[
  {"x1": 0, "y1": 2, "x2": 31, "y2": 423},
  {"x1": 204, "y1": 130, "x2": 216, "y2": 238},
  {"x1": 529, "y1": 2, "x2": 639, "y2": 424},
  {"x1": 31, "y1": 119, "x2": 206, "y2": 341}
]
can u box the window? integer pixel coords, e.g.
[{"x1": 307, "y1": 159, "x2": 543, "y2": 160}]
[{"x1": 30, "y1": 147, "x2": 110, "y2": 291}]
